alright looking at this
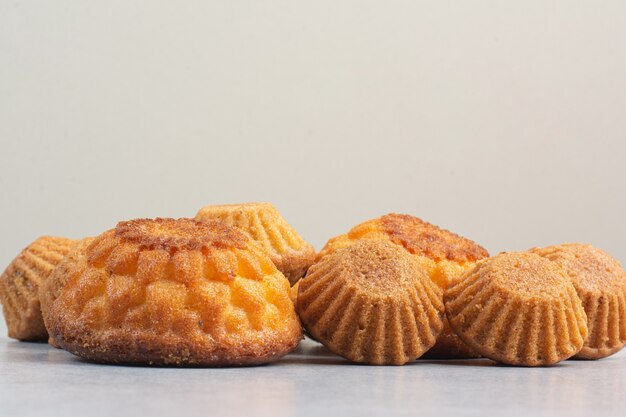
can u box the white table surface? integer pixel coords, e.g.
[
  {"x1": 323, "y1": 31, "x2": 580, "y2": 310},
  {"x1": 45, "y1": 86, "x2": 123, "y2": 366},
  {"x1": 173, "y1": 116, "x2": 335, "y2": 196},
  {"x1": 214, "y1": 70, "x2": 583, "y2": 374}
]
[{"x1": 0, "y1": 320, "x2": 624, "y2": 417}]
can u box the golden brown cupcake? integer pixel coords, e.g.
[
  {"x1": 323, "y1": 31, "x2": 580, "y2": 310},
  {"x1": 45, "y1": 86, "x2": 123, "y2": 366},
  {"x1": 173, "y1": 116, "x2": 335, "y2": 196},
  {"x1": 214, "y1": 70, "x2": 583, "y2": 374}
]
[
  {"x1": 298, "y1": 240, "x2": 444, "y2": 365},
  {"x1": 445, "y1": 252, "x2": 588, "y2": 366},
  {"x1": 0, "y1": 236, "x2": 76, "y2": 341},
  {"x1": 195, "y1": 203, "x2": 316, "y2": 285},
  {"x1": 46, "y1": 218, "x2": 303, "y2": 366},
  {"x1": 39, "y1": 237, "x2": 94, "y2": 347},
  {"x1": 530, "y1": 243, "x2": 626, "y2": 359},
  {"x1": 318, "y1": 213, "x2": 489, "y2": 359}
]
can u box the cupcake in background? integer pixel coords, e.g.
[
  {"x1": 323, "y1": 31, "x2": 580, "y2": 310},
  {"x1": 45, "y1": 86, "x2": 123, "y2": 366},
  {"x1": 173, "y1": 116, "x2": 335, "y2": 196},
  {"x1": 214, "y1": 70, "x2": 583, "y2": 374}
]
[
  {"x1": 195, "y1": 202, "x2": 316, "y2": 285},
  {"x1": 0, "y1": 236, "x2": 76, "y2": 341},
  {"x1": 530, "y1": 243, "x2": 626, "y2": 359}
]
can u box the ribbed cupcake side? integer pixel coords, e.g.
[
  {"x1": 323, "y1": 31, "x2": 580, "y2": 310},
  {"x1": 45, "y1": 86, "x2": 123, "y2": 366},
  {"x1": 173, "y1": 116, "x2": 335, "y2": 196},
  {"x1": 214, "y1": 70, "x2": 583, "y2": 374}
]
[
  {"x1": 576, "y1": 288, "x2": 626, "y2": 359},
  {"x1": 530, "y1": 243, "x2": 626, "y2": 359},
  {"x1": 298, "y1": 241, "x2": 444, "y2": 365},
  {"x1": 0, "y1": 236, "x2": 76, "y2": 341},
  {"x1": 445, "y1": 253, "x2": 589, "y2": 366}
]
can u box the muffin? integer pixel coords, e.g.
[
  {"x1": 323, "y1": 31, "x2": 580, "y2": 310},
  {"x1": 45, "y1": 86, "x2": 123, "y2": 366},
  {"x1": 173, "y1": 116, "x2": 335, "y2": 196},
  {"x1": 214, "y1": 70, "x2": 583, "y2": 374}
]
[
  {"x1": 195, "y1": 203, "x2": 315, "y2": 285},
  {"x1": 40, "y1": 237, "x2": 94, "y2": 347},
  {"x1": 298, "y1": 240, "x2": 444, "y2": 365},
  {"x1": 318, "y1": 213, "x2": 488, "y2": 359},
  {"x1": 46, "y1": 218, "x2": 303, "y2": 366},
  {"x1": 0, "y1": 236, "x2": 76, "y2": 341},
  {"x1": 530, "y1": 243, "x2": 626, "y2": 359},
  {"x1": 445, "y1": 252, "x2": 588, "y2": 366}
]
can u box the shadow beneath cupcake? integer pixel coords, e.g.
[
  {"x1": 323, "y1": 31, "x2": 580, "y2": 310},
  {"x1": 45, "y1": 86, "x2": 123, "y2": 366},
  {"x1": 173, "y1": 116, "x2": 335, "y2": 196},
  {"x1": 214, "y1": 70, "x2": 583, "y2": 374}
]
[
  {"x1": 491, "y1": 361, "x2": 569, "y2": 369},
  {"x1": 281, "y1": 342, "x2": 350, "y2": 365},
  {"x1": 284, "y1": 340, "x2": 498, "y2": 366},
  {"x1": 419, "y1": 358, "x2": 570, "y2": 368},
  {"x1": 419, "y1": 358, "x2": 495, "y2": 367},
  {"x1": 59, "y1": 354, "x2": 282, "y2": 369}
]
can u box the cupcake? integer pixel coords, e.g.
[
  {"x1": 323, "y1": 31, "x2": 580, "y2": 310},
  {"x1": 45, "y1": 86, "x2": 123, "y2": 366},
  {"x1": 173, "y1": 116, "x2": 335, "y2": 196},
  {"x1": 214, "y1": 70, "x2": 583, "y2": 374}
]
[
  {"x1": 46, "y1": 218, "x2": 303, "y2": 366},
  {"x1": 298, "y1": 240, "x2": 444, "y2": 365},
  {"x1": 0, "y1": 236, "x2": 76, "y2": 341},
  {"x1": 318, "y1": 213, "x2": 488, "y2": 359},
  {"x1": 445, "y1": 252, "x2": 588, "y2": 366},
  {"x1": 195, "y1": 203, "x2": 316, "y2": 284},
  {"x1": 530, "y1": 243, "x2": 626, "y2": 359}
]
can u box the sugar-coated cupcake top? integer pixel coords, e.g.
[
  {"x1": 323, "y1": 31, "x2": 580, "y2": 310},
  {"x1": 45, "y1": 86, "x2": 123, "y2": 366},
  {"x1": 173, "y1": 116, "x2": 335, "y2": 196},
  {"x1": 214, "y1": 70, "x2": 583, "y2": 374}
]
[
  {"x1": 377, "y1": 214, "x2": 489, "y2": 262},
  {"x1": 326, "y1": 239, "x2": 431, "y2": 296},
  {"x1": 114, "y1": 217, "x2": 248, "y2": 251},
  {"x1": 319, "y1": 213, "x2": 489, "y2": 264},
  {"x1": 87, "y1": 218, "x2": 275, "y2": 282},
  {"x1": 531, "y1": 243, "x2": 626, "y2": 294},
  {"x1": 472, "y1": 252, "x2": 572, "y2": 300}
]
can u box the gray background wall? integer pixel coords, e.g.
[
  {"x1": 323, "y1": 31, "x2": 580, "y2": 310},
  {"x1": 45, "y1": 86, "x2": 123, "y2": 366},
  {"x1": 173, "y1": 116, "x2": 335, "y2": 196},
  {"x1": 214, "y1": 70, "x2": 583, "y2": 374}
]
[{"x1": 1, "y1": 1, "x2": 625, "y2": 274}]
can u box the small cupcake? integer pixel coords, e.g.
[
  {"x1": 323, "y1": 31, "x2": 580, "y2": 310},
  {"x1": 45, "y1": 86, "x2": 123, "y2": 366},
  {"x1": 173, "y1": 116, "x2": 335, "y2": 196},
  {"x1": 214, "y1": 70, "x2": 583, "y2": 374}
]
[
  {"x1": 47, "y1": 218, "x2": 303, "y2": 366},
  {"x1": 318, "y1": 213, "x2": 488, "y2": 359},
  {"x1": 530, "y1": 243, "x2": 626, "y2": 359},
  {"x1": 195, "y1": 203, "x2": 316, "y2": 285},
  {"x1": 298, "y1": 240, "x2": 444, "y2": 365},
  {"x1": 445, "y1": 252, "x2": 588, "y2": 366},
  {"x1": 0, "y1": 236, "x2": 76, "y2": 341}
]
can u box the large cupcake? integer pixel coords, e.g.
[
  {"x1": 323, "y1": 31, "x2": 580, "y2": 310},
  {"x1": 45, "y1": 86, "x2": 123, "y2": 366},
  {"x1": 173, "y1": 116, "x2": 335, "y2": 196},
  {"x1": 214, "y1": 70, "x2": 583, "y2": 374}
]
[
  {"x1": 46, "y1": 218, "x2": 302, "y2": 366},
  {"x1": 530, "y1": 243, "x2": 626, "y2": 359},
  {"x1": 445, "y1": 252, "x2": 588, "y2": 366},
  {"x1": 298, "y1": 240, "x2": 444, "y2": 365},
  {"x1": 195, "y1": 203, "x2": 315, "y2": 284},
  {"x1": 318, "y1": 213, "x2": 488, "y2": 358},
  {"x1": 0, "y1": 236, "x2": 76, "y2": 341}
]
